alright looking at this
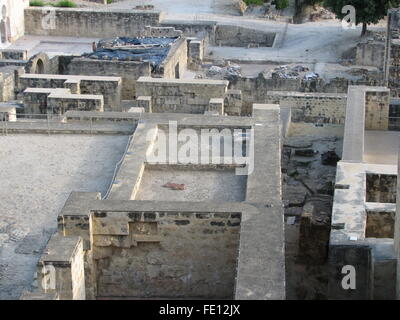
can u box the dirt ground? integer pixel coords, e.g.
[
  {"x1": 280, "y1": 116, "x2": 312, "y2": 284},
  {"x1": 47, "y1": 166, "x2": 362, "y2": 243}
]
[{"x1": 0, "y1": 134, "x2": 129, "y2": 299}]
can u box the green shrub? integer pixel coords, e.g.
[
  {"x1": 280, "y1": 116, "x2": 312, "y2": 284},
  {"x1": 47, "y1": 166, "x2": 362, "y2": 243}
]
[
  {"x1": 29, "y1": 0, "x2": 46, "y2": 6},
  {"x1": 54, "y1": 0, "x2": 77, "y2": 7},
  {"x1": 274, "y1": 0, "x2": 289, "y2": 10},
  {"x1": 244, "y1": 0, "x2": 265, "y2": 6},
  {"x1": 107, "y1": 0, "x2": 113, "y2": 3}
]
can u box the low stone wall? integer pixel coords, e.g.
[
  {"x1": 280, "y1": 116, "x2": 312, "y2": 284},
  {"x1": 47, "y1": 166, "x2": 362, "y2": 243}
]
[
  {"x1": 67, "y1": 59, "x2": 150, "y2": 100},
  {"x1": 264, "y1": 91, "x2": 348, "y2": 124},
  {"x1": 19, "y1": 74, "x2": 121, "y2": 111},
  {"x1": 136, "y1": 77, "x2": 229, "y2": 114},
  {"x1": 36, "y1": 234, "x2": 85, "y2": 300},
  {"x1": 161, "y1": 20, "x2": 217, "y2": 45},
  {"x1": 24, "y1": 7, "x2": 162, "y2": 38},
  {"x1": 23, "y1": 88, "x2": 104, "y2": 114},
  {"x1": 365, "y1": 89, "x2": 390, "y2": 130},
  {"x1": 0, "y1": 49, "x2": 27, "y2": 60},
  {"x1": 47, "y1": 93, "x2": 104, "y2": 114},
  {"x1": 161, "y1": 20, "x2": 276, "y2": 48},
  {"x1": 0, "y1": 66, "x2": 23, "y2": 102},
  {"x1": 356, "y1": 41, "x2": 385, "y2": 68},
  {"x1": 229, "y1": 73, "x2": 383, "y2": 115},
  {"x1": 215, "y1": 25, "x2": 276, "y2": 47},
  {"x1": 23, "y1": 88, "x2": 71, "y2": 114},
  {"x1": 92, "y1": 210, "x2": 240, "y2": 298},
  {"x1": 188, "y1": 38, "x2": 205, "y2": 68}
]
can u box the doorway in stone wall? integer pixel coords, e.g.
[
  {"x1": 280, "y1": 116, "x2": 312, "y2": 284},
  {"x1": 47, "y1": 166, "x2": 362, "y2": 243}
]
[
  {"x1": 36, "y1": 59, "x2": 45, "y2": 74},
  {"x1": 174, "y1": 63, "x2": 180, "y2": 79}
]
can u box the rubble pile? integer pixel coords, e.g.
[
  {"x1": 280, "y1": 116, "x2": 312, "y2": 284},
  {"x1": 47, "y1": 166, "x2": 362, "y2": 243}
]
[
  {"x1": 271, "y1": 65, "x2": 319, "y2": 81},
  {"x1": 205, "y1": 63, "x2": 242, "y2": 80},
  {"x1": 309, "y1": 7, "x2": 335, "y2": 21}
]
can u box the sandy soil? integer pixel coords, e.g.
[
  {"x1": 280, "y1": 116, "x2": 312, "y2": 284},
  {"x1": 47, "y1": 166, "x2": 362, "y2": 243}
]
[{"x1": 0, "y1": 134, "x2": 129, "y2": 299}]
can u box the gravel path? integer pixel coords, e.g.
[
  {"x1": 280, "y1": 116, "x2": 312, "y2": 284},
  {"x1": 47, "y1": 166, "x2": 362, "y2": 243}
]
[{"x1": 0, "y1": 134, "x2": 129, "y2": 299}]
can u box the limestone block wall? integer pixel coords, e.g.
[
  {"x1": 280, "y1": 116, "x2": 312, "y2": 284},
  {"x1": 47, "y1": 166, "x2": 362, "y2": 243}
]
[
  {"x1": 78, "y1": 78, "x2": 121, "y2": 111},
  {"x1": 366, "y1": 173, "x2": 397, "y2": 203},
  {"x1": 19, "y1": 74, "x2": 65, "y2": 89},
  {"x1": 162, "y1": 21, "x2": 276, "y2": 48},
  {"x1": 0, "y1": 0, "x2": 29, "y2": 43},
  {"x1": 0, "y1": 65, "x2": 23, "y2": 102},
  {"x1": 214, "y1": 25, "x2": 276, "y2": 47},
  {"x1": 208, "y1": 98, "x2": 224, "y2": 114},
  {"x1": 135, "y1": 77, "x2": 229, "y2": 114},
  {"x1": 188, "y1": 39, "x2": 204, "y2": 68},
  {"x1": 264, "y1": 91, "x2": 348, "y2": 124},
  {"x1": 229, "y1": 73, "x2": 383, "y2": 115},
  {"x1": 365, "y1": 89, "x2": 390, "y2": 130},
  {"x1": 230, "y1": 76, "x2": 313, "y2": 114},
  {"x1": 137, "y1": 96, "x2": 152, "y2": 112},
  {"x1": 91, "y1": 210, "x2": 241, "y2": 299},
  {"x1": 23, "y1": 88, "x2": 104, "y2": 115},
  {"x1": 36, "y1": 234, "x2": 85, "y2": 300},
  {"x1": 67, "y1": 59, "x2": 150, "y2": 100},
  {"x1": 161, "y1": 21, "x2": 217, "y2": 45},
  {"x1": 0, "y1": 49, "x2": 27, "y2": 60},
  {"x1": 24, "y1": 8, "x2": 162, "y2": 38},
  {"x1": 23, "y1": 88, "x2": 70, "y2": 114},
  {"x1": 0, "y1": 67, "x2": 15, "y2": 101},
  {"x1": 71, "y1": 239, "x2": 86, "y2": 300},
  {"x1": 19, "y1": 74, "x2": 122, "y2": 111},
  {"x1": 47, "y1": 93, "x2": 104, "y2": 114},
  {"x1": 356, "y1": 41, "x2": 385, "y2": 68},
  {"x1": 156, "y1": 37, "x2": 187, "y2": 79},
  {"x1": 144, "y1": 25, "x2": 182, "y2": 38},
  {"x1": 385, "y1": 9, "x2": 400, "y2": 94},
  {"x1": 0, "y1": 105, "x2": 16, "y2": 121},
  {"x1": 224, "y1": 90, "x2": 242, "y2": 116},
  {"x1": 387, "y1": 41, "x2": 400, "y2": 95}
]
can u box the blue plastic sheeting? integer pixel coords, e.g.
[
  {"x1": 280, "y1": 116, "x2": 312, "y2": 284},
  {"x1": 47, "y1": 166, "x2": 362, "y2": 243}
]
[{"x1": 83, "y1": 37, "x2": 179, "y2": 71}]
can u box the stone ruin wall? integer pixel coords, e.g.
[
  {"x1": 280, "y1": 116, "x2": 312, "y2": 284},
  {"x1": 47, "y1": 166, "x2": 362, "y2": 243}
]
[
  {"x1": 54, "y1": 208, "x2": 241, "y2": 299},
  {"x1": 365, "y1": 89, "x2": 391, "y2": 130},
  {"x1": 91, "y1": 211, "x2": 241, "y2": 299},
  {"x1": 264, "y1": 92, "x2": 347, "y2": 124},
  {"x1": 135, "y1": 78, "x2": 229, "y2": 114},
  {"x1": 229, "y1": 74, "x2": 382, "y2": 117},
  {"x1": 24, "y1": 7, "x2": 163, "y2": 38},
  {"x1": 156, "y1": 38, "x2": 188, "y2": 80},
  {"x1": 67, "y1": 59, "x2": 150, "y2": 101},
  {"x1": 19, "y1": 74, "x2": 122, "y2": 112},
  {"x1": 214, "y1": 25, "x2": 276, "y2": 47}
]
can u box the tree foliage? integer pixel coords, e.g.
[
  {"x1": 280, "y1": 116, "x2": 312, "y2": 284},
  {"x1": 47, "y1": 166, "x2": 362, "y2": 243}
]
[
  {"x1": 274, "y1": 0, "x2": 289, "y2": 10},
  {"x1": 323, "y1": 0, "x2": 400, "y2": 34}
]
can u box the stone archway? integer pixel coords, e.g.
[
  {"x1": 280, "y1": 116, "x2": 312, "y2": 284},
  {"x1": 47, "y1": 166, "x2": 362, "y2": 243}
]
[
  {"x1": 36, "y1": 59, "x2": 44, "y2": 74},
  {"x1": 26, "y1": 53, "x2": 50, "y2": 74}
]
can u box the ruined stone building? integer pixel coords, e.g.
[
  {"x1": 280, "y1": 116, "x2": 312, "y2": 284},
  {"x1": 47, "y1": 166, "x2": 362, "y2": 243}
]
[{"x1": 0, "y1": 0, "x2": 398, "y2": 301}]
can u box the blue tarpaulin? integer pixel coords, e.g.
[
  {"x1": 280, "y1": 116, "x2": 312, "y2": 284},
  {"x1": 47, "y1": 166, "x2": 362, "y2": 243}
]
[{"x1": 83, "y1": 37, "x2": 179, "y2": 72}]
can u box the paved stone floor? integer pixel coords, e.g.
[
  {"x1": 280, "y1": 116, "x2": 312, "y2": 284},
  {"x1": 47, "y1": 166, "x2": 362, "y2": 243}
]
[
  {"x1": 8, "y1": 35, "x2": 98, "y2": 58},
  {"x1": 135, "y1": 167, "x2": 247, "y2": 202},
  {"x1": 364, "y1": 130, "x2": 400, "y2": 165}
]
